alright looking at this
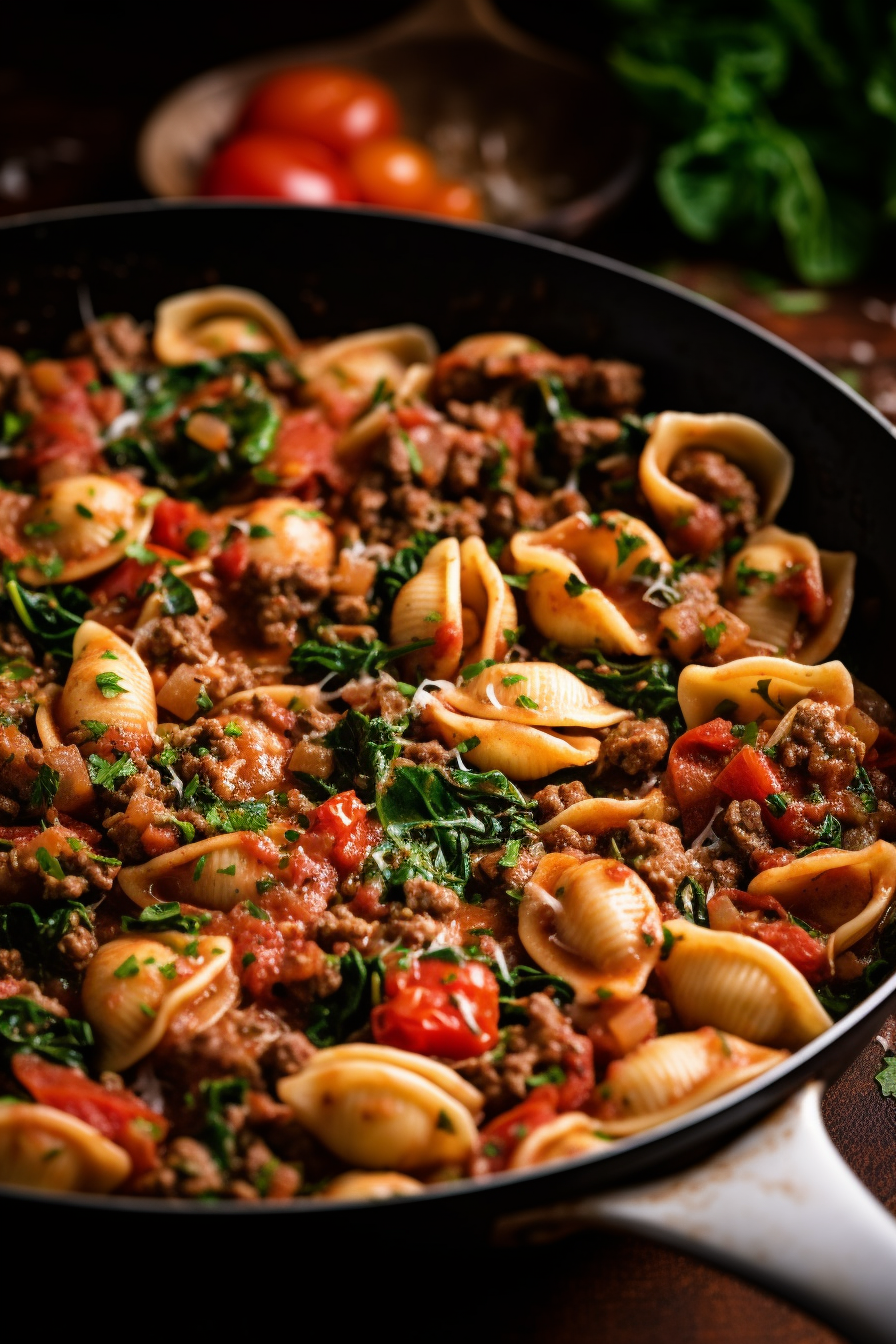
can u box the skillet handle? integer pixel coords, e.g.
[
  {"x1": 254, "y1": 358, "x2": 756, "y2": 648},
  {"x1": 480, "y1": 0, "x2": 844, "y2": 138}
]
[{"x1": 496, "y1": 1082, "x2": 896, "y2": 1344}]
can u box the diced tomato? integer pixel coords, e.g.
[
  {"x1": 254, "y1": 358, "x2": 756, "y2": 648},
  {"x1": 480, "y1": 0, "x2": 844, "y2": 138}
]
[
  {"x1": 213, "y1": 532, "x2": 250, "y2": 583},
  {"x1": 774, "y1": 562, "x2": 826, "y2": 624},
  {"x1": 140, "y1": 824, "x2": 180, "y2": 857},
  {"x1": 150, "y1": 497, "x2": 210, "y2": 555},
  {"x1": 714, "y1": 745, "x2": 783, "y2": 809},
  {"x1": 310, "y1": 790, "x2": 375, "y2": 875},
  {"x1": 271, "y1": 409, "x2": 345, "y2": 490},
  {"x1": 0, "y1": 818, "x2": 102, "y2": 846},
  {"x1": 666, "y1": 717, "x2": 737, "y2": 841},
  {"x1": 869, "y1": 727, "x2": 896, "y2": 770},
  {"x1": 478, "y1": 1087, "x2": 560, "y2": 1172},
  {"x1": 395, "y1": 404, "x2": 440, "y2": 431},
  {"x1": 371, "y1": 954, "x2": 500, "y2": 1059},
  {"x1": 556, "y1": 1032, "x2": 596, "y2": 1111},
  {"x1": 709, "y1": 890, "x2": 829, "y2": 983},
  {"x1": 11, "y1": 1055, "x2": 168, "y2": 1176},
  {"x1": 89, "y1": 543, "x2": 184, "y2": 606}
]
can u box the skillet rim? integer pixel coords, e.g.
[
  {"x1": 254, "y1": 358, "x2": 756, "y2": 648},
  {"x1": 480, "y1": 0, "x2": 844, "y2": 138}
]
[{"x1": 0, "y1": 198, "x2": 893, "y2": 1215}]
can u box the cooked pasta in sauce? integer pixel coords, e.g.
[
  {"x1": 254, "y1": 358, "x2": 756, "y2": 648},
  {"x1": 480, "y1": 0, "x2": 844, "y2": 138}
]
[{"x1": 0, "y1": 285, "x2": 890, "y2": 1199}]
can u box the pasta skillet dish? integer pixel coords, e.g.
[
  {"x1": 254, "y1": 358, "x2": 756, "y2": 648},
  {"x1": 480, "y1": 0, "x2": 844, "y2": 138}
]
[{"x1": 0, "y1": 285, "x2": 889, "y2": 1201}]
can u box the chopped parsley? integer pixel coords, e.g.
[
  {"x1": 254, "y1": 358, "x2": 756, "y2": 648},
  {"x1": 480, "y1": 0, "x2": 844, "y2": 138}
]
[
  {"x1": 87, "y1": 752, "x2": 137, "y2": 791},
  {"x1": 95, "y1": 671, "x2": 128, "y2": 698}
]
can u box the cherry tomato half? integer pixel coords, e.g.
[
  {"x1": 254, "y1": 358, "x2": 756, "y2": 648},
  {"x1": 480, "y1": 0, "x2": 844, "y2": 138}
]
[
  {"x1": 371, "y1": 954, "x2": 500, "y2": 1059},
  {"x1": 349, "y1": 137, "x2": 438, "y2": 210},
  {"x1": 244, "y1": 66, "x2": 400, "y2": 157},
  {"x1": 421, "y1": 179, "x2": 483, "y2": 221},
  {"x1": 201, "y1": 133, "x2": 359, "y2": 204}
]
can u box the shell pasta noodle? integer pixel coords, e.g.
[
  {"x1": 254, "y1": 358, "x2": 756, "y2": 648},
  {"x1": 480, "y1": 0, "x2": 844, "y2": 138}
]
[{"x1": 0, "y1": 283, "x2": 891, "y2": 1202}]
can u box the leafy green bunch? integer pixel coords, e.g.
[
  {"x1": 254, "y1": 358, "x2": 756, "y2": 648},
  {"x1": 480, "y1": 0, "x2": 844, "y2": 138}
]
[{"x1": 601, "y1": 0, "x2": 896, "y2": 282}]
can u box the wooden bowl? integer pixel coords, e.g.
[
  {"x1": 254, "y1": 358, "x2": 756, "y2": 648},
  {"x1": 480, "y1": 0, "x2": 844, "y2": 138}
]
[{"x1": 137, "y1": 0, "x2": 641, "y2": 238}]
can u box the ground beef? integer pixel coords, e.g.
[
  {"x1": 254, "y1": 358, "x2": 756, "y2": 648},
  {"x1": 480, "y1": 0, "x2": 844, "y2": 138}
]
[
  {"x1": 554, "y1": 416, "x2": 621, "y2": 469},
  {"x1": 316, "y1": 905, "x2": 378, "y2": 954},
  {"x1": 0, "y1": 832, "x2": 117, "y2": 904},
  {"x1": 533, "y1": 779, "x2": 590, "y2": 822},
  {"x1": 455, "y1": 992, "x2": 589, "y2": 1115},
  {"x1": 389, "y1": 484, "x2": 485, "y2": 540},
  {"x1": 778, "y1": 701, "x2": 862, "y2": 791},
  {"x1": 155, "y1": 1005, "x2": 298, "y2": 1093},
  {"x1": 132, "y1": 612, "x2": 219, "y2": 667},
  {"x1": 541, "y1": 824, "x2": 598, "y2": 856},
  {"x1": 474, "y1": 841, "x2": 542, "y2": 894},
  {"x1": 56, "y1": 913, "x2": 98, "y2": 973},
  {"x1": 687, "y1": 847, "x2": 745, "y2": 895},
  {"x1": 721, "y1": 799, "x2": 772, "y2": 858},
  {"x1": 670, "y1": 447, "x2": 759, "y2": 539},
  {"x1": 597, "y1": 717, "x2": 669, "y2": 777},
  {"x1": 613, "y1": 818, "x2": 692, "y2": 906},
  {"x1": 0, "y1": 948, "x2": 26, "y2": 978},
  {"x1": 239, "y1": 561, "x2": 330, "y2": 646},
  {"x1": 330, "y1": 594, "x2": 371, "y2": 624},
  {"x1": 338, "y1": 674, "x2": 410, "y2": 721},
  {"x1": 398, "y1": 738, "x2": 456, "y2": 767},
  {"x1": 66, "y1": 315, "x2": 149, "y2": 374}
]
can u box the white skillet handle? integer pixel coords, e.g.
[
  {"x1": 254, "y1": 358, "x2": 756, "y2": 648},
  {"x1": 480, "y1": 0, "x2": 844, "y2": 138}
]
[{"x1": 497, "y1": 1082, "x2": 896, "y2": 1344}]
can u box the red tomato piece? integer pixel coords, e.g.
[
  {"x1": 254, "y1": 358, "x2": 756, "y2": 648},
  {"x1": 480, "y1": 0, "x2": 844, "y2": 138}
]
[
  {"x1": 714, "y1": 744, "x2": 784, "y2": 809},
  {"x1": 420, "y1": 179, "x2": 483, "y2": 221},
  {"x1": 150, "y1": 497, "x2": 210, "y2": 555},
  {"x1": 212, "y1": 531, "x2": 250, "y2": 584},
  {"x1": 271, "y1": 409, "x2": 345, "y2": 490},
  {"x1": 349, "y1": 137, "x2": 438, "y2": 210},
  {"x1": 310, "y1": 790, "x2": 375, "y2": 875},
  {"x1": 89, "y1": 543, "x2": 183, "y2": 606},
  {"x1": 478, "y1": 1087, "x2": 560, "y2": 1172},
  {"x1": 11, "y1": 1055, "x2": 168, "y2": 1175},
  {"x1": 372, "y1": 954, "x2": 501, "y2": 1060},
  {"x1": 666, "y1": 717, "x2": 738, "y2": 841},
  {"x1": 244, "y1": 66, "x2": 400, "y2": 157},
  {"x1": 201, "y1": 132, "x2": 359, "y2": 203}
]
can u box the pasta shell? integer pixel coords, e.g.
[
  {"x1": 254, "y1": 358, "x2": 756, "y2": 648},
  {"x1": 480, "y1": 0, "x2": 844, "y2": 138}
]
[
  {"x1": 518, "y1": 853, "x2": 663, "y2": 1001},
  {"x1": 296, "y1": 1043, "x2": 483, "y2": 1111},
  {"x1": 539, "y1": 790, "x2": 666, "y2": 837},
  {"x1": 677, "y1": 655, "x2": 853, "y2": 729},
  {"x1": 319, "y1": 1170, "x2": 425, "y2": 1201},
  {"x1": 419, "y1": 695, "x2": 602, "y2": 778},
  {"x1": 0, "y1": 1103, "x2": 131, "y2": 1193},
  {"x1": 390, "y1": 538, "x2": 464, "y2": 680},
  {"x1": 510, "y1": 512, "x2": 671, "y2": 655},
  {"x1": 440, "y1": 661, "x2": 630, "y2": 729},
  {"x1": 639, "y1": 412, "x2": 793, "y2": 533},
  {"x1": 458, "y1": 536, "x2": 518, "y2": 668},
  {"x1": 594, "y1": 1028, "x2": 787, "y2": 1136},
  {"x1": 153, "y1": 286, "x2": 300, "y2": 364},
  {"x1": 16, "y1": 474, "x2": 155, "y2": 587},
  {"x1": 723, "y1": 526, "x2": 855, "y2": 663},
  {"x1": 82, "y1": 931, "x2": 237, "y2": 1072},
  {"x1": 508, "y1": 1113, "x2": 610, "y2": 1169},
  {"x1": 336, "y1": 362, "x2": 434, "y2": 461},
  {"x1": 298, "y1": 325, "x2": 437, "y2": 394},
  {"x1": 657, "y1": 918, "x2": 833, "y2": 1048},
  {"x1": 212, "y1": 684, "x2": 325, "y2": 714},
  {"x1": 445, "y1": 333, "x2": 543, "y2": 362},
  {"x1": 118, "y1": 832, "x2": 281, "y2": 913},
  {"x1": 56, "y1": 620, "x2": 158, "y2": 754},
  {"x1": 278, "y1": 1047, "x2": 480, "y2": 1172},
  {"x1": 241, "y1": 498, "x2": 336, "y2": 571},
  {"x1": 748, "y1": 840, "x2": 896, "y2": 964}
]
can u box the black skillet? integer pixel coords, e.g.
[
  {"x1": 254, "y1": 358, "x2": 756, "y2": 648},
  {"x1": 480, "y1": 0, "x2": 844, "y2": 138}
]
[{"x1": 0, "y1": 203, "x2": 894, "y2": 1340}]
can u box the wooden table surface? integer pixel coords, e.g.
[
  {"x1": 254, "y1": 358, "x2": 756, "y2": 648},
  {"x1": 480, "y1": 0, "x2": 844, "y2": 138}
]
[{"x1": 3, "y1": 12, "x2": 896, "y2": 1337}]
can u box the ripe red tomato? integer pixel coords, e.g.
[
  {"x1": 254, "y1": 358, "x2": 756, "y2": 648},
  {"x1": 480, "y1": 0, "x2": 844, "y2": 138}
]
[
  {"x1": 89, "y1": 543, "x2": 184, "y2": 606},
  {"x1": 12, "y1": 1054, "x2": 168, "y2": 1175},
  {"x1": 478, "y1": 1087, "x2": 560, "y2": 1171},
  {"x1": 150, "y1": 497, "x2": 210, "y2": 555},
  {"x1": 666, "y1": 717, "x2": 738, "y2": 841},
  {"x1": 349, "y1": 137, "x2": 438, "y2": 209},
  {"x1": 244, "y1": 66, "x2": 400, "y2": 157},
  {"x1": 371, "y1": 954, "x2": 500, "y2": 1059},
  {"x1": 201, "y1": 133, "x2": 359, "y2": 203},
  {"x1": 310, "y1": 790, "x2": 375, "y2": 874},
  {"x1": 212, "y1": 531, "x2": 250, "y2": 583},
  {"x1": 421, "y1": 179, "x2": 483, "y2": 221}
]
